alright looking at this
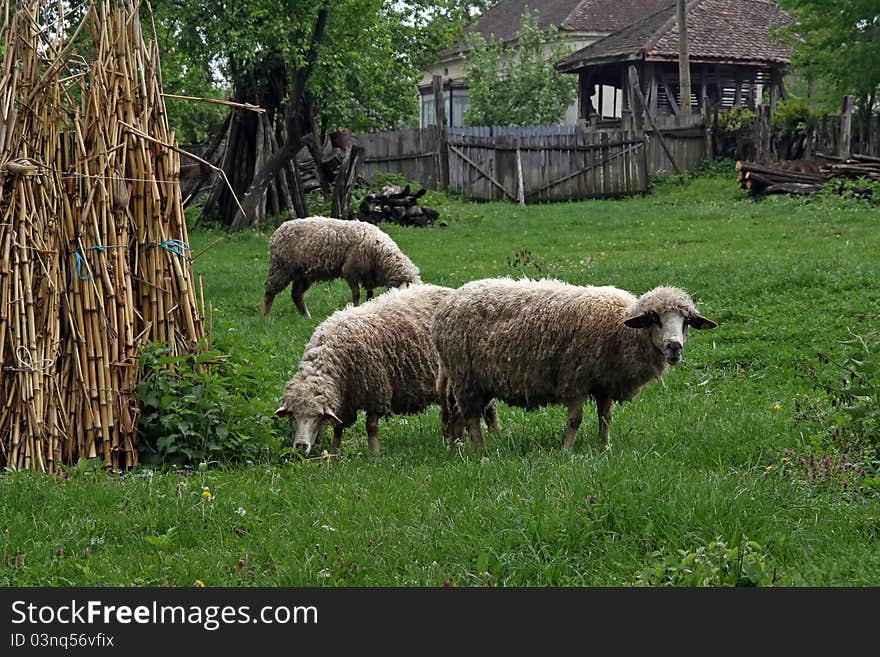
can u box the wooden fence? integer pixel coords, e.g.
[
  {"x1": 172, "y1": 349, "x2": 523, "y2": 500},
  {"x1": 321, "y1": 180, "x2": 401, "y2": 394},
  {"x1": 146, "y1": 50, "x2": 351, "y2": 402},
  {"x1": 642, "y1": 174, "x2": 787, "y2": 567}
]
[
  {"x1": 807, "y1": 114, "x2": 880, "y2": 158},
  {"x1": 356, "y1": 122, "x2": 710, "y2": 202},
  {"x1": 446, "y1": 126, "x2": 647, "y2": 202},
  {"x1": 359, "y1": 126, "x2": 442, "y2": 189}
]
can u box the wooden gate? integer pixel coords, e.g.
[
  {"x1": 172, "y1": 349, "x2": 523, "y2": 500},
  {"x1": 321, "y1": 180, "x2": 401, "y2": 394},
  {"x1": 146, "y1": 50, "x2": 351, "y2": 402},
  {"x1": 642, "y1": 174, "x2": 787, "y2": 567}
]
[{"x1": 446, "y1": 126, "x2": 648, "y2": 202}]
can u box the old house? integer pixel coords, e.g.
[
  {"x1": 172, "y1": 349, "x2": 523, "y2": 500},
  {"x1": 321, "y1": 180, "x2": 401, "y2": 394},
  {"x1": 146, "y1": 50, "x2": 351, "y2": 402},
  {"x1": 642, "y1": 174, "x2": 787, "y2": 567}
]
[
  {"x1": 555, "y1": 0, "x2": 794, "y2": 125},
  {"x1": 419, "y1": 0, "x2": 673, "y2": 127}
]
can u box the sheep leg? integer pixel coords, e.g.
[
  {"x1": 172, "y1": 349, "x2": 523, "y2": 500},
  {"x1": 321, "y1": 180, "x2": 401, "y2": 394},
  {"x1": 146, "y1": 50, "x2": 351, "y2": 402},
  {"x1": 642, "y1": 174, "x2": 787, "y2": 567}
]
[
  {"x1": 467, "y1": 416, "x2": 485, "y2": 453},
  {"x1": 329, "y1": 425, "x2": 344, "y2": 454},
  {"x1": 291, "y1": 279, "x2": 312, "y2": 318},
  {"x1": 437, "y1": 365, "x2": 453, "y2": 442},
  {"x1": 597, "y1": 396, "x2": 614, "y2": 446},
  {"x1": 366, "y1": 414, "x2": 381, "y2": 456},
  {"x1": 262, "y1": 273, "x2": 288, "y2": 317},
  {"x1": 563, "y1": 399, "x2": 585, "y2": 448},
  {"x1": 366, "y1": 288, "x2": 374, "y2": 300},
  {"x1": 346, "y1": 279, "x2": 361, "y2": 306},
  {"x1": 483, "y1": 401, "x2": 501, "y2": 431}
]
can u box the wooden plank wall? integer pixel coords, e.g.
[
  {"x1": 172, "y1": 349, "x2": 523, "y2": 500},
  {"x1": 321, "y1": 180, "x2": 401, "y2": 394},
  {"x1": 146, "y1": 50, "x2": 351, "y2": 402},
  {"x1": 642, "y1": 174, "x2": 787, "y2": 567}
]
[
  {"x1": 645, "y1": 128, "x2": 708, "y2": 175},
  {"x1": 357, "y1": 126, "x2": 441, "y2": 188},
  {"x1": 446, "y1": 126, "x2": 648, "y2": 202}
]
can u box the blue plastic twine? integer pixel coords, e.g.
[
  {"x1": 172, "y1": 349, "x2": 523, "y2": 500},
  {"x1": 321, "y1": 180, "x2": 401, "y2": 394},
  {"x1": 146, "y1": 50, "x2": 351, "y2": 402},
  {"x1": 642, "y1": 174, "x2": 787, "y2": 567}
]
[
  {"x1": 156, "y1": 239, "x2": 191, "y2": 259},
  {"x1": 73, "y1": 244, "x2": 127, "y2": 281}
]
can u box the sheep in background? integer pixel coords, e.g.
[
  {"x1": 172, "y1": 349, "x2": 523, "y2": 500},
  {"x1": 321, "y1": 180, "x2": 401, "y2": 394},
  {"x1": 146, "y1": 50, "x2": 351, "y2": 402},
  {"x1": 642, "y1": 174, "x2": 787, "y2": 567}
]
[
  {"x1": 431, "y1": 278, "x2": 717, "y2": 452},
  {"x1": 275, "y1": 284, "x2": 499, "y2": 457},
  {"x1": 262, "y1": 216, "x2": 421, "y2": 318}
]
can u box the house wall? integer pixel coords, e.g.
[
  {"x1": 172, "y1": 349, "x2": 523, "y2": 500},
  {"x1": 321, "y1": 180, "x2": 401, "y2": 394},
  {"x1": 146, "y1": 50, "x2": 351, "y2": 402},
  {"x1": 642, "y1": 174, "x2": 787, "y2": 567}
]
[{"x1": 418, "y1": 34, "x2": 606, "y2": 127}]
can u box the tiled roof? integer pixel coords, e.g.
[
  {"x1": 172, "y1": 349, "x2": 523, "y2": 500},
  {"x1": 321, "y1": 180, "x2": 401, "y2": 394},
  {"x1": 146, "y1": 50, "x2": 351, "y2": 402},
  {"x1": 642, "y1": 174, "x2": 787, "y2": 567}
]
[
  {"x1": 556, "y1": 0, "x2": 793, "y2": 70},
  {"x1": 470, "y1": 0, "x2": 675, "y2": 43}
]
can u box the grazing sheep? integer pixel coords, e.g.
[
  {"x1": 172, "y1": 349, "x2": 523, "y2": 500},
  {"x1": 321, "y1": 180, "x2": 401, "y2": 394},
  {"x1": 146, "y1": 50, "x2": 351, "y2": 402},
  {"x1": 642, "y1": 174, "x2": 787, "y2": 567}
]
[
  {"x1": 275, "y1": 284, "x2": 499, "y2": 456},
  {"x1": 431, "y1": 278, "x2": 717, "y2": 452},
  {"x1": 262, "y1": 216, "x2": 421, "y2": 318}
]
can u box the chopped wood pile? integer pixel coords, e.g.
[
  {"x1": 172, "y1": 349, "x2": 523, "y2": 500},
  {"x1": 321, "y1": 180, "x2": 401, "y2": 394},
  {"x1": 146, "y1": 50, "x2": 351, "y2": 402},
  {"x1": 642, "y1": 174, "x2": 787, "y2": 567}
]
[
  {"x1": 0, "y1": 1, "x2": 205, "y2": 472},
  {"x1": 816, "y1": 152, "x2": 880, "y2": 181},
  {"x1": 354, "y1": 185, "x2": 440, "y2": 227},
  {"x1": 737, "y1": 154, "x2": 880, "y2": 198}
]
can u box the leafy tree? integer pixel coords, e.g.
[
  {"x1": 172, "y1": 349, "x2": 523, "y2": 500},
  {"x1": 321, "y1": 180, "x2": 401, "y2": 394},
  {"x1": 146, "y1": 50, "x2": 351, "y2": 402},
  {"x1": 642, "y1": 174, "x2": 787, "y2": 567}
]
[
  {"x1": 462, "y1": 9, "x2": 576, "y2": 126},
  {"x1": 150, "y1": 0, "x2": 480, "y2": 229},
  {"x1": 778, "y1": 0, "x2": 879, "y2": 121}
]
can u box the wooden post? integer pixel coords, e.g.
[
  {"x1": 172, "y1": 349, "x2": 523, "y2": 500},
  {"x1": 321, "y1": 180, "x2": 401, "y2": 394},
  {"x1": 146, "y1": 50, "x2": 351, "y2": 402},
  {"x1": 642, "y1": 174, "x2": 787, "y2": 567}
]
[
  {"x1": 840, "y1": 94, "x2": 854, "y2": 160},
  {"x1": 627, "y1": 66, "x2": 651, "y2": 190},
  {"x1": 702, "y1": 99, "x2": 714, "y2": 159},
  {"x1": 516, "y1": 147, "x2": 526, "y2": 206},
  {"x1": 629, "y1": 66, "x2": 680, "y2": 173},
  {"x1": 433, "y1": 75, "x2": 450, "y2": 189},
  {"x1": 677, "y1": 0, "x2": 692, "y2": 116},
  {"x1": 755, "y1": 105, "x2": 772, "y2": 164}
]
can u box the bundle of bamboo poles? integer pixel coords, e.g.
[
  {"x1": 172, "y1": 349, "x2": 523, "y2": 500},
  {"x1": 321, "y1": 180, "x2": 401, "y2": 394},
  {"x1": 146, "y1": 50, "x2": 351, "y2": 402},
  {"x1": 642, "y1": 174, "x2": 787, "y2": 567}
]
[{"x1": 0, "y1": 0, "x2": 205, "y2": 472}]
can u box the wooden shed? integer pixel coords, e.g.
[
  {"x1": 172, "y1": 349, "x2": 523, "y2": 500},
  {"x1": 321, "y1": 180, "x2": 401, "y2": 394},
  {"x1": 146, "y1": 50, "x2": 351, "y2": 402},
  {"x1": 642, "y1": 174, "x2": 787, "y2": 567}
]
[{"x1": 556, "y1": 0, "x2": 794, "y2": 123}]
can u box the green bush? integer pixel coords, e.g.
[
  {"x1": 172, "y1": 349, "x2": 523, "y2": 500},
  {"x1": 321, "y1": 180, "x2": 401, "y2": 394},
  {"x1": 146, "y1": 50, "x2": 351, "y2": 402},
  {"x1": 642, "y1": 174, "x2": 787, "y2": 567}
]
[
  {"x1": 635, "y1": 537, "x2": 777, "y2": 587},
  {"x1": 716, "y1": 105, "x2": 756, "y2": 133},
  {"x1": 771, "y1": 97, "x2": 822, "y2": 137},
  {"x1": 136, "y1": 342, "x2": 281, "y2": 467}
]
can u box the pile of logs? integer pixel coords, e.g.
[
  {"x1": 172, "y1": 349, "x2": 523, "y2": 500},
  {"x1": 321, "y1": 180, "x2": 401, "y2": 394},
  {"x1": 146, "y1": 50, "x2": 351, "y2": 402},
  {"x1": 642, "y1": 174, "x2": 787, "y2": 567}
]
[
  {"x1": 354, "y1": 185, "x2": 440, "y2": 227},
  {"x1": 816, "y1": 152, "x2": 880, "y2": 181},
  {"x1": 736, "y1": 160, "x2": 827, "y2": 197},
  {"x1": 737, "y1": 154, "x2": 880, "y2": 198}
]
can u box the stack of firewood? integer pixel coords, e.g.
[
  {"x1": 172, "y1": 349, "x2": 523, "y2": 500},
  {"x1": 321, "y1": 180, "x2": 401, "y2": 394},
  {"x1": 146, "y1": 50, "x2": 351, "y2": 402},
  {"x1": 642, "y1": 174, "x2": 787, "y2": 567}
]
[
  {"x1": 737, "y1": 154, "x2": 880, "y2": 198},
  {"x1": 354, "y1": 185, "x2": 440, "y2": 227},
  {"x1": 816, "y1": 152, "x2": 880, "y2": 181},
  {"x1": 736, "y1": 161, "x2": 828, "y2": 197}
]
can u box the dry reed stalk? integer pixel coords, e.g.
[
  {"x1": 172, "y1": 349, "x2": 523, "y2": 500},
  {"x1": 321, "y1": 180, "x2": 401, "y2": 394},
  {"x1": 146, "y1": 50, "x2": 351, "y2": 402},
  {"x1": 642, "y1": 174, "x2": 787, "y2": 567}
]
[{"x1": 0, "y1": 0, "x2": 205, "y2": 472}]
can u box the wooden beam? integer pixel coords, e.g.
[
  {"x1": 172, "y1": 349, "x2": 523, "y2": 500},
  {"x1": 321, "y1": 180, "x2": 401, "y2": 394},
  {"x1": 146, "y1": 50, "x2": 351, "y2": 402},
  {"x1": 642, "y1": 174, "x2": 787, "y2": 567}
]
[
  {"x1": 677, "y1": 0, "x2": 692, "y2": 116},
  {"x1": 628, "y1": 66, "x2": 681, "y2": 173},
  {"x1": 661, "y1": 80, "x2": 680, "y2": 116},
  {"x1": 432, "y1": 75, "x2": 449, "y2": 189}
]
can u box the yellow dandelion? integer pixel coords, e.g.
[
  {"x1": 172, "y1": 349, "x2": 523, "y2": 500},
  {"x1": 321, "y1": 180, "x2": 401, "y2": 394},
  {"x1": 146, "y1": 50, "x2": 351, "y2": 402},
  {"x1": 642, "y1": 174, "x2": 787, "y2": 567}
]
[
  {"x1": 781, "y1": 457, "x2": 790, "y2": 464},
  {"x1": 765, "y1": 465, "x2": 775, "y2": 471},
  {"x1": 772, "y1": 403, "x2": 781, "y2": 411},
  {"x1": 201, "y1": 487, "x2": 213, "y2": 500},
  {"x1": 195, "y1": 579, "x2": 205, "y2": 587}
]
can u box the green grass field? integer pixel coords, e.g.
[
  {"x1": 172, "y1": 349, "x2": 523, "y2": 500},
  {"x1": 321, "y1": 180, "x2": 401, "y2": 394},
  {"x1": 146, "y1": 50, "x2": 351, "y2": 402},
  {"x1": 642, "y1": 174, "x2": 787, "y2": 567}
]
[{"x1": 3, "y1": 170, "x2": 880, "y2": 586}]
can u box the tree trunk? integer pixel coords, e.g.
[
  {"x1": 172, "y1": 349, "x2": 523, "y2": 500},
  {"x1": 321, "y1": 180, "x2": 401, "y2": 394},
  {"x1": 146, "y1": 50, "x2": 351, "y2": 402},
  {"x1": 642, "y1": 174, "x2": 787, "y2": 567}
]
[
  {"x1": 330, "y1": 145, "x2": 363, "y2": 219},
  {"x1": 227, "y1": 5, "x2": 329, "y2": 231},
  {"x1": 677, "y1": 0, "x2": 692, "y2": 116}
]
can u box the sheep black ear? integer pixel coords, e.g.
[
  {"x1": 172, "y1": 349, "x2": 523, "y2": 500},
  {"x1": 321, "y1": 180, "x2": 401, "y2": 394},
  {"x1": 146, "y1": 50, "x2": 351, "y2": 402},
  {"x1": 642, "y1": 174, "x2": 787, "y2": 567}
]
[
  {"x1": 275, "y1": 406, "x2": 289, "y2": 418},
  {"x1": 688, "y1": 314, "x2": 718, "y2": 330},
  {"x1": 623, "y1": 313, "x2": 655, "y2": 329}
]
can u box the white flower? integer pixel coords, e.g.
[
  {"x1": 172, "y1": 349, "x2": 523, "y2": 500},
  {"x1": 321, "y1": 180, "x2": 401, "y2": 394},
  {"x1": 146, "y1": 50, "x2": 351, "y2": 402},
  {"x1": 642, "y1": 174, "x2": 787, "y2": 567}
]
[
  {"x1": 321, "y1": 524, "x2": 336, "y2": 532},
  {"x1": 235, "y1": 507, "x2": 247, "y2": 516},
  {"x1": 318, "y1": 568, "x2": 331, "y2": 578}
]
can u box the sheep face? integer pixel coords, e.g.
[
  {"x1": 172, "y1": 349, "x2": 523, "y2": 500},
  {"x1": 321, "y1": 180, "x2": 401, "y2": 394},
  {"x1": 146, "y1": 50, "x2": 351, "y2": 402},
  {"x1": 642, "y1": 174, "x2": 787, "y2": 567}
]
[
  {"x1": 624, "y1": 308, "x2": 717, "y2": 365},
  {"x1": 274, "y1": 401, "x2": 342, "y2": 456}
]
